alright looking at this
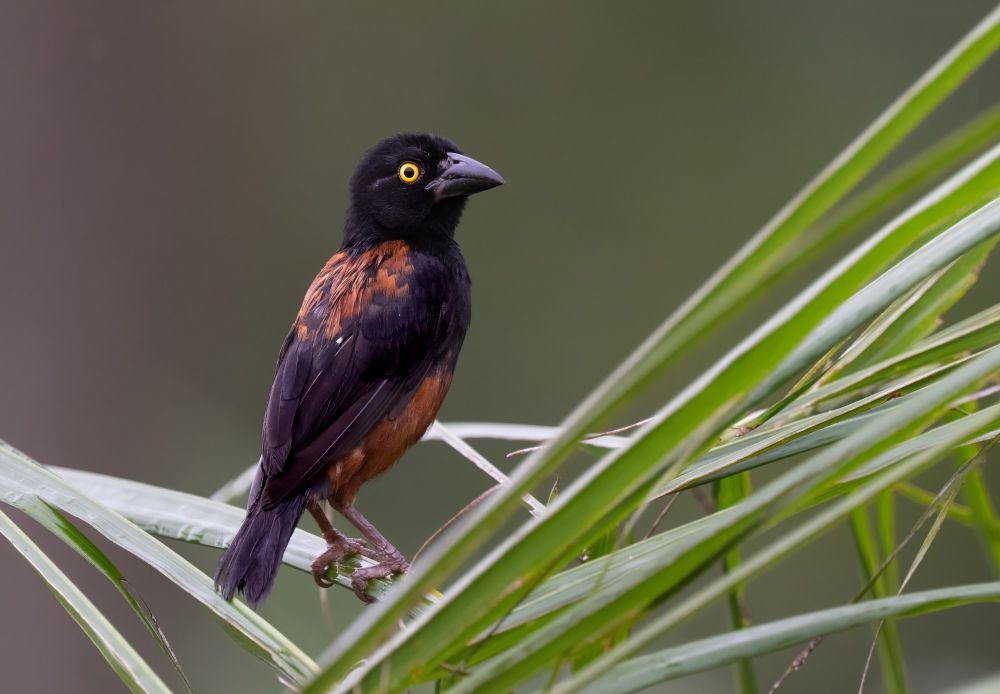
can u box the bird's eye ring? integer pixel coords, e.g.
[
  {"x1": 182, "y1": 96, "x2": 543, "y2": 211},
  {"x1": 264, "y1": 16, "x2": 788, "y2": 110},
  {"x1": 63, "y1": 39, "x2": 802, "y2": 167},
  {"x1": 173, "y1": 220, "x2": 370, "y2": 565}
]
[{"x1": 398, "y1": 162, "x2": 421, "y2": 184}]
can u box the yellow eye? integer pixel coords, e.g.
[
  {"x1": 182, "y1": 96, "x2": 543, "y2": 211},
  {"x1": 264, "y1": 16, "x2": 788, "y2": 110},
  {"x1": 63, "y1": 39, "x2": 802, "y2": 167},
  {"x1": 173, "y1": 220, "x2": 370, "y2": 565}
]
[{"x1": 398, "y1": 162, "x2": 421, "y2": 184}]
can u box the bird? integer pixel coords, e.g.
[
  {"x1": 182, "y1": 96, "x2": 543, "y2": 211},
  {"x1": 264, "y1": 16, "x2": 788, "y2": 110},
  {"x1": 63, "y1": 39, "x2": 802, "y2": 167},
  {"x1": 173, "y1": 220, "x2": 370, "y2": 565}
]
[{"x1": 214, "y1": 133, "x2": 503, "y2": 607}]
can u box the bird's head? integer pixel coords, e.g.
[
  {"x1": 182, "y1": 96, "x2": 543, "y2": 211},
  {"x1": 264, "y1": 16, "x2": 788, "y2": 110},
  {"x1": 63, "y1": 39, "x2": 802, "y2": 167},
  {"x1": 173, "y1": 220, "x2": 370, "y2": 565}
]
[{"x1": 346, "y1": 133, "x2": 504, "y2": 243}]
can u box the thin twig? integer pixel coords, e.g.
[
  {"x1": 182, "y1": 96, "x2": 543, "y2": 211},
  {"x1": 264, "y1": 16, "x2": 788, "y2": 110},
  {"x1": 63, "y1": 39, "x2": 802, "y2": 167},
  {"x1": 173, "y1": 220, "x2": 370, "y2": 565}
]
[
  {"x1": 690, "y1": 486, "x2": 716, "y2": 515},
  {"x1": 431, "y1": 421, "x2": 546, "y2": 517},
  {"x1": 411, "y1": 486, "x2": 501, "y2": 566},
  {"x1": 858, "y1": 436, "x2": 998, "y2": 693},
  {"x1": 644, "y1": 494, "x2": 679, "y2": 539}
]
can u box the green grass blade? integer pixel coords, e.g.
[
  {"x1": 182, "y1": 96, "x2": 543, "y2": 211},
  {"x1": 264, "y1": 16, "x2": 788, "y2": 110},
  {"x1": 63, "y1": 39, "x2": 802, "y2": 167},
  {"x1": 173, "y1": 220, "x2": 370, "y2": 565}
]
[
  {"x1": 658, "y1": 357, "x2": 985, "y2": 496},
  {"x1": 843, "y1": 238, "x2": 997, "y2": 373},
  {"x1": 849, "y1": 507, "x2": 906, "y2": 694},
  {"x1": 480, "y1": 306, "x2": 1000, "y2": 476},
  {"x1": 0, "y1": 508, "x2": 172, "y2": 694},
  {"x1": 896, "y1": 482, "x2": 978, "y2": 526},
  {"x1": 716, "y1": 472, "x2": 757, "y2": 694},
  {"x1": 961, "y1": 466, "x2": 1000, "y2": 575},
  {"x1": 0, "y1": 442, "x2": 318, "y2": 685},
  {"x1": 744, "y1": 191, "x2": 1000, "y2": 405},
  {"x1": 949, "y1": 405, "x2": 1000, "y2": 576},
  {"x1": 786, "y1": 302, "x2": 1000, "y2": 417},
  {"x1": 451, "y1": 350, "x2": 1000, "y2": 694},
  {"x1": 858, "y1": 436, "x2": 997, "y2": 693},
  {"x1": 877, "y1": 490, "x2": 901, "y2": 595},
  {"x1": 557, "y1": 375, "x2": 1000, "y2": 694},
  {"x1": 452, "y1": 406, "x2": 998, "y2": 642},
  {"x1": 793, "y1": 100, "x2": 1000, "y2": 271},
  {"x1": 575, "y1": 583, "x2": 1000, "y2": 694},
  {"x1": 303, "y1": 13, "x2": 1000, "y2": 687},
  {"x1": 16, "y1": 497, "x2": 190, "y2": 691}
]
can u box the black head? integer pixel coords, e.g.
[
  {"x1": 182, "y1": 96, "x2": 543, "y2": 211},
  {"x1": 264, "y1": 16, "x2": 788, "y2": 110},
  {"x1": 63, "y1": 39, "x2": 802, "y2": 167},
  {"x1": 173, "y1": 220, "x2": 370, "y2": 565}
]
[{"x1": 345, "y1": 133, "x2": 504, "y2": 245}]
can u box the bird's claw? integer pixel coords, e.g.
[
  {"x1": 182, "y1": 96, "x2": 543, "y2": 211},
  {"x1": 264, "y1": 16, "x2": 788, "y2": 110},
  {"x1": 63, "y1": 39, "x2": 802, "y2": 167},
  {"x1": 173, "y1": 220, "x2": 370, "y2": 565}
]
[
  {"x1": 310, "y1": 536, "x2": 370, "y2": 588},
  {"x1": 350, "y1": 555, "x2": 410, "y2": 603}
]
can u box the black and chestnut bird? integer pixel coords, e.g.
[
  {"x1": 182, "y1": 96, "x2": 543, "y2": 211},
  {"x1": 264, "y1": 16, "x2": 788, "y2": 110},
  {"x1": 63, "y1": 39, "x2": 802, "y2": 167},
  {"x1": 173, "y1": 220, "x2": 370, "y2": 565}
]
[{"x1": 215, "y1": 133, "x2": 503, "y2": 606}]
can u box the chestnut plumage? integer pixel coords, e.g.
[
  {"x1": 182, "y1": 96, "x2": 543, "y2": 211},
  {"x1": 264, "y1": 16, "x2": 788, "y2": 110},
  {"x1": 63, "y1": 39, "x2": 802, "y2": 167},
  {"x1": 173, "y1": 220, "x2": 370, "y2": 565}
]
[{"x1": 214, "y1": 133, "x2": 502, "y2": 607}]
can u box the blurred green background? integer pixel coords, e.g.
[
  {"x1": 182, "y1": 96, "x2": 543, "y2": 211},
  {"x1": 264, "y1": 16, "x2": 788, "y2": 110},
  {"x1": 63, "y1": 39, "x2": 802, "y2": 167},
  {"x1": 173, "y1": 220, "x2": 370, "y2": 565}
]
[{"x1": 3, "y1": 2, "x2": 999, "y2": 692}]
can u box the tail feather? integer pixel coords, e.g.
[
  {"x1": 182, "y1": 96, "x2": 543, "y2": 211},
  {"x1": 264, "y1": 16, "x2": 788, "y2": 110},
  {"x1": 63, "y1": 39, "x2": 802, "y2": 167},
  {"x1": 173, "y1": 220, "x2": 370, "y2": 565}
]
[{"x1": 214, "y1": 496, "x2": 306, "y2": 608}]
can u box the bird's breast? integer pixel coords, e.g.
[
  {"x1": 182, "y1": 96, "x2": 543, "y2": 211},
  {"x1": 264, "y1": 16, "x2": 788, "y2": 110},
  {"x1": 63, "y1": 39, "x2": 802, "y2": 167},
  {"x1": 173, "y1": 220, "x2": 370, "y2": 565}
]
[{"x1": 327, "y1": 367, "x2": 455, "y2": 504}]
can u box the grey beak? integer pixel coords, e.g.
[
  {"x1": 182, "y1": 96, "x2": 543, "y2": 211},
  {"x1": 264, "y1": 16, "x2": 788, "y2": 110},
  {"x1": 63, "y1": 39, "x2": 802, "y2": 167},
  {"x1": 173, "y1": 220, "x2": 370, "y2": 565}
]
[{"x1": 426, "y1": 152, "x2": 505, "y2": 200}]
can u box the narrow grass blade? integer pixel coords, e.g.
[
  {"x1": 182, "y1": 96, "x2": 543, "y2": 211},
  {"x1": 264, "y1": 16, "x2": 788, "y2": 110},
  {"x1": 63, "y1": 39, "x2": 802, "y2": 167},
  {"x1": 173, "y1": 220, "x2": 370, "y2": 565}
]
[
  {"x1": 792, "y1": 100, "x2": 1000, "y2": 276},
  {"x1": 657, "y1": 358, "x2": 975, "y2": 496},
  {"x1": 841, "y1": 237, "x2": 997, "y2": 374},
  {"x1": 17, "y1": 497, "x2": 190, "y2": 691},
  {"x1": 858, "y1": 436, "x2": 997, "y2": 693},
  {"x1": 0, "y1": 508, "x2": 172, "y2": 694},
  {"x1": 556, "y1": 371, "x2": 1000, "y2": 694},
  {"x1": 429, "y1": 422, "x2": 546, "y2": 517},
  {"x1": 785, "y1": 302, "x2": 1000, "y2": 417},
  {"x1": 575, "y1": 583, "x2": 1000, "y2": 693},
  {"x1": 849, "y1": 508, "x2": 906, "y2": 694},
  {"x1": 948, "y1": 406, "x2": 1000, "y2": 576},
  {"x1": 451, "y1": 350, "x2": 1000, "y2": 694},
  {"x1": 717, "y1": 472, "x2": 758, "y2": 694},
  {"x1": 438, "y1": 405, "x2": 1000, "y2": 653}
]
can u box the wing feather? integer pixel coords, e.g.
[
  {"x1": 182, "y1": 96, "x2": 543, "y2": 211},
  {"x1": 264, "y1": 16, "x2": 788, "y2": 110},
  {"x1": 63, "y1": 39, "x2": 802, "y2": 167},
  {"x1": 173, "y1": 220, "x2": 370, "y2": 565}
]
[{"x1": 255, "y1": 248, "x2": 465, "y2": 509}]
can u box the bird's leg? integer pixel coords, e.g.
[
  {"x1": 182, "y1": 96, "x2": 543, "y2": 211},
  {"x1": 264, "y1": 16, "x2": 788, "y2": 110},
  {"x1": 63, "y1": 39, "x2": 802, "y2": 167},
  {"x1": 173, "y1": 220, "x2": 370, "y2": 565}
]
[
  {"x1": 307, "y1": 500, "x2": 371, "y2": 588},
  {"x1": 334, "y1": 502, "x2": 410, "y2": 603}
]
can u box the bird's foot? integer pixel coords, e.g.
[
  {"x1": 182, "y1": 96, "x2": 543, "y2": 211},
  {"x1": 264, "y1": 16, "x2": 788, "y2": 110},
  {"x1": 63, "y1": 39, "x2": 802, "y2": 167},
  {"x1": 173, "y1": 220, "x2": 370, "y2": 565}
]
[
  {"x1": 350, "y1": 553, "x2": 410, "y2": 603},
  {"x1": 310, "y1": 536, "x2": 370, "y2": 588}
]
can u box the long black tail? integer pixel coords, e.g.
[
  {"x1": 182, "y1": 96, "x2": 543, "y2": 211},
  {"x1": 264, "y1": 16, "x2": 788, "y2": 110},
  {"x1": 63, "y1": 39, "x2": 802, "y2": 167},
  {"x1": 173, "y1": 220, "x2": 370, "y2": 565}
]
[{"x1": 214, "y1": 496, "x2": 306, "y2": 608}]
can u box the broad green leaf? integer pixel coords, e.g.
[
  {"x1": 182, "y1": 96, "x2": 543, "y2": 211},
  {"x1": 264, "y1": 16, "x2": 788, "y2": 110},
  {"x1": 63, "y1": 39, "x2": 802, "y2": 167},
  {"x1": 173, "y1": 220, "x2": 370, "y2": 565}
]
[
  {"x1": 575, "y1": 583, "x2": 1000, "y2": 693},
  {"x1": 0, "y1": 442, "x2": 318, "y2": 685},
  {"x1": 305, "y1": 13, "x2": 1000, "y2": 688},
  {"x1": 0, "y1": 508, "x2": 171, "y2": 694}
]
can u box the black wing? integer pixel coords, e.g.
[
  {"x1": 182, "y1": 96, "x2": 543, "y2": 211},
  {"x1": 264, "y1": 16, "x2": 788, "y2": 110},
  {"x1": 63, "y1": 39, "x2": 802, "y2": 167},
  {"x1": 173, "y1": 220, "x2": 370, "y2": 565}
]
[{"x1": 255, "y1": 249, "x2": 468, "y2": 509}]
